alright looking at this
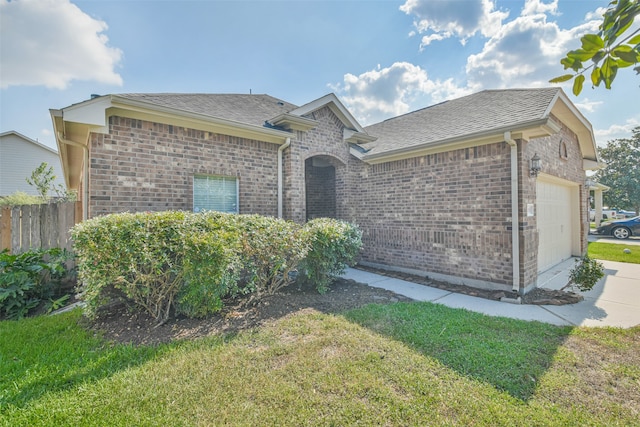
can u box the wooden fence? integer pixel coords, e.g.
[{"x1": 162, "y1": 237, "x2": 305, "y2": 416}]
[{"x1": 0, "y1": 202, "x2": 80, "y2": 254}]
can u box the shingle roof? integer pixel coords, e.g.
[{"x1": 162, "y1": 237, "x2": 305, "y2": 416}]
[
  {"x1": 362, "y1": 88, "x2": 561, "y2": 156},
  {"x1": 115, "y1": 93, "x2": 299, "y2": 127}
]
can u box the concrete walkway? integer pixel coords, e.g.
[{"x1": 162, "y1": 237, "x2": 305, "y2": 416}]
[{"x1": 342, "y1": 258, "x2": 640, "y2": 328}]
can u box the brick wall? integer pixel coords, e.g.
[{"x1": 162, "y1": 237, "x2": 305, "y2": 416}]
[
  {"x1": 88, "y1": 109, "x2": 589, "y2": 293},
  {"x1": 346, "y1": 143, "x2": 516, "y2": 289},
  {"x1": 88, "y1": 116, "x2": 280, "y2": 217},
  {"x1": 284, "y1": 106, "x2": 350, "y2": 223},
  {"x1": 520, "y1": 118, "x2": 589, "y2": 288}
]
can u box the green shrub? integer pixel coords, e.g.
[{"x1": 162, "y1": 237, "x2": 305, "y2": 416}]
[
  {"x1": 566, "y1": 255, "x2": 605, "y2": 292},
  {"x1": 0, "y1": 191, "x2": 43, "y2": 207},
  {"x1": 0, "y1": 248, "x2": 74, "y2": 320},
  {"x1": 234, "y1": 214, "x2": 310, "y2": 297},
  {"x1": 71, "y1": 212, "x2": 236, "y2": 323},
  {"x1": 72, "y1": 211, "x2": 364, "y2": 322},
  {"x1": 176, "y1": 228, "x2": 240, "y2": 318},
  {"x1": 298, "y1": 219, "x2": 362, "y2": 294}
]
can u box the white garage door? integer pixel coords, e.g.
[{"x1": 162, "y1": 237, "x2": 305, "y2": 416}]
[{"x1": 536, "y1": 179, "x2": 576, "y2": 273}]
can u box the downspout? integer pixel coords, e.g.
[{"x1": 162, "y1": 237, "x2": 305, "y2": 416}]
[
  {"x1": 277, "y1": 137, "x2": 291, "y2": 218},
  {"x1": 504, "y1": 132, "x2": 520, "y2": 293},
  {"x1": 57, "y1": 132, "x2": 89, "y2": 221}
]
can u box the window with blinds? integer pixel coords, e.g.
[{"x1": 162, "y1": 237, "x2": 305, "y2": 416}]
[{"x1": 193, "y1": 175, "x2": 238, "y2": 213}]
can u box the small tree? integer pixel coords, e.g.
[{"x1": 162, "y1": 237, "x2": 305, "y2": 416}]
[
  {"x1": 25, "y1": 162, "x2": 76, "y2": 203},
  {"x1": 26, "y1": 162, "x2": 56, "y2": 201}
]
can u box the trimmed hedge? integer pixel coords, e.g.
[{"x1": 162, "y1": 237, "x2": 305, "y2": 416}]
[
  {"x1": 71, "y1": 212, "x2": 361, "y2": 323},
  {"x1": 298, "y1": 218, "x2": 363, "y2": 294}
]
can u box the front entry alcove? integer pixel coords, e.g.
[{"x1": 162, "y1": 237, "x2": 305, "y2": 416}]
[{"x1": 305, "y1": 156, "x2": 337, "y2": 221}]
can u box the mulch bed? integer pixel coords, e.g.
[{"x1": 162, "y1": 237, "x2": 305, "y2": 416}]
[{"x1": 82, "y1": 265, "x2": 583, "y2": 346}]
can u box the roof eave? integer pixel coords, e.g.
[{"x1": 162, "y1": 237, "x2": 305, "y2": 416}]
[
  {"x1": 289, "y1": 93, "x2": 368, "y2": 133},
  {"x1": 344, "y1": 128, "x2": 377, "y2": 144},
  {"x1": 362, "y1": 118, "x2": 553, "y2": 164},
  {"x1": 268, "y1": 113, "x2": 319, "y2": 131},
  {"x1": 109, "y1": 95, "x2": 294, "y2": 141}
]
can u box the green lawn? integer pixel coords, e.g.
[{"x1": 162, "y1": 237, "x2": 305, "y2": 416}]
[
  {"x1": 588, "y1": 241, "x2": 640, "y2": 263},
  {"x1": 1, "y1": 307, "x2": 638, "y2": 426}
]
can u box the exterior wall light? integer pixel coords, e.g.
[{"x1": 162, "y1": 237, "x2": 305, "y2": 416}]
[{"x1": 530, "y1": 153, "x2": 541, "y2": 177}]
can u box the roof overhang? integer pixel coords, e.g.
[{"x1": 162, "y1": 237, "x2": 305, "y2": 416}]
[
  {"x1": 547, "y1": 90, "x2": 600, "y2": 164},
  {"x1": 587, "y1": 181, "x2": 610, "y2": 192},
  {"x1": 360, "y1": 118, "x2": 557, "y2": 165},
  {"x1": 51, "y1": 95, "x2": 294, "y2": 192},
  {"x1": 343, "y1": 128, "x2": 377, "y2": 144},
  {"x1": 289, "y1": 93, "x2": 369, "y2": 133},
  {"x1": 268, "y1": 113, "x2": 319, "y2": 131}
]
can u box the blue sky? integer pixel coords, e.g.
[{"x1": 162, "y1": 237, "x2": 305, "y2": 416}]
[{"x1": 1, "y1": 0, "x2": 638, "y2": 151}]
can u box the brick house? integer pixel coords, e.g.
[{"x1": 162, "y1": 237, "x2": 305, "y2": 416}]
[{"x1": 51, "y1": 88, "x2": 600, "y2": 294}]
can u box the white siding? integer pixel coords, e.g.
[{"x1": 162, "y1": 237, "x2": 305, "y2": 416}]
[{"x1": 0, "y1": 132, "x2": 66, "y2": 196}]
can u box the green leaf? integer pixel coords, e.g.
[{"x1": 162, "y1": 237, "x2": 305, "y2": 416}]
[
  {"x1": 561, "y1": 56, "x2": 580, "y2": 71},
  {"x1": 629, "y1": 34, "x2": 640, "y2": 45},
  {"x1": 573, "y1": 74, "x2": 585, "y2": 96},
  {"x1": 614, "y1": 48, "x2": 640, "y2": 64},
  {"x1": 567, "y1": 48, "x2": 597, "y2": 61},
  {"x1": 613, "y1": 44, "x2": 634, "y2": 53},
  {"x1": 602, "y1": 56, "x2": 619, "y2": 89},
  {"x1": 591, "y1": 66, "x2": 602, "y2": 86},
  {"x1": 549, "y1": 74, "x2": 574, "y2": 83},
  {"x1": 614, "y1": 13, "x2": 636, "y2": 37},
  {"x1": 601, "y1": 56, "x2": 617, "y2": 79},
  {"x1": 591, "y1": 50, "x2": 606, "y2": 64},
  {"x1": 581, "y1": 34, "x2": 605, "y2": 51}
]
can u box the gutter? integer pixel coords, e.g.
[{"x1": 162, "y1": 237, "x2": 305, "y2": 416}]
[
  {"x1": 277, "y1": 137, "x2": 291, "y2": 218},
  {"x1": 50, "y1": 109, "x2": 89, "y2": 221},
  {"x1": 504, "y1": 131, "x2": 520, "y2": 293},
  {"x1": 56, "y1": 131, "x2": 89, "y2": 221}
]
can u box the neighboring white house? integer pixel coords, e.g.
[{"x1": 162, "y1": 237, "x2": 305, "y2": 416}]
[{"x1": 0, "y1": 131, "x2": 66, "y2": 197}]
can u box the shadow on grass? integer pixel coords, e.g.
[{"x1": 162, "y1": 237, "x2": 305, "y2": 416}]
[
  {"x1": 0, "y1": 309, "x2": 182, "y2": 409},
  {"x1": 343, "y1": 301, "x2": 574, "y2": 401}
]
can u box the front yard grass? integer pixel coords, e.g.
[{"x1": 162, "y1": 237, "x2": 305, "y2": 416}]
[
  {"x1": 1, "y1": 306, "x2": 638, "y2": 426},
  {"x1": 5, "y1": 209, "x2": 636, "y2": 425},
  {"x1": 588, "y1": 241, "x2": 640, "y2": 263}
]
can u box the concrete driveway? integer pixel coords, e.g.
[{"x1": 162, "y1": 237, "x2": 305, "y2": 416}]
[{"x1": 343, "y1": 257, "x2": 640, "y2": 328}]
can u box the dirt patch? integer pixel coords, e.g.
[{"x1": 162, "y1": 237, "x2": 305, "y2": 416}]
[
  {"x1": 86, "y1": 278, "x2": 413, "y2": 346},
  {"x1": 86, "y1": 267, "x2": 582, "y2": 347}
]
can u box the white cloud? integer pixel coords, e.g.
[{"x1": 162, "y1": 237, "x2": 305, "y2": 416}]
[
  {"x1": 0, "y1": 0, "x2": 123, "y2": 89},
  {"x1": 335, "y1": 1, "x2": 615, "y2": 127},
  {"x1": 331, "y1": 62, "x2": 472, "y2": 125},
  {"x1": 400, "y1": 0, "x2": 508, "y2": 44},
  {"x1": 574, "y1": 98, "x2": 603, "y2": 113},
  {"x1": 521, "y1": 0, "x2": 559, "y2": 16},
  {"x1": 465, "y1": 2, "x2": 600, "y2": 89},
  {"x1": 595, "y1": 118, "x2": 640, "y2": 146},
  {"x1": 420, "y1": 32, "x2": 450, "y2": 48}
]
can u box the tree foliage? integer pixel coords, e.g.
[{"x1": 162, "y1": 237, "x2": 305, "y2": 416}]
[
  {"x1": 550, "y1": 0, "x2": 640, "y2": 95},
  {"x1": 594, "y1": 126, "x2": 640, "y2": 214},
  {"x1": 24, "y1": 162, "x2": 76, "y2": 202}
]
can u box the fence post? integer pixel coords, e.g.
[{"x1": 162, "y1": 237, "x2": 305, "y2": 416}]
[{"x1": 0, "y1": 207, "x2": 11, "y2": 252}]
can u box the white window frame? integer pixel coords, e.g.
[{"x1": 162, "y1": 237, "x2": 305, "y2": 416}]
[{"x1": 193, "y1": 174, "x2": 239, "y2": 214}]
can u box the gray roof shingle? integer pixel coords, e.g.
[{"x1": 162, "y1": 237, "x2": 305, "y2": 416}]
[
  {"x1": 115, "y1": 93, "x2": 299, "y2": 127},
  {"x1": 362, "y1": 88, "x2": 561, "y2": 156}
]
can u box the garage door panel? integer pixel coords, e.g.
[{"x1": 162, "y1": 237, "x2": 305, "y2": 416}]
[{"x1": 537, "y1": 180, "x2": 574, "y2": 273}]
